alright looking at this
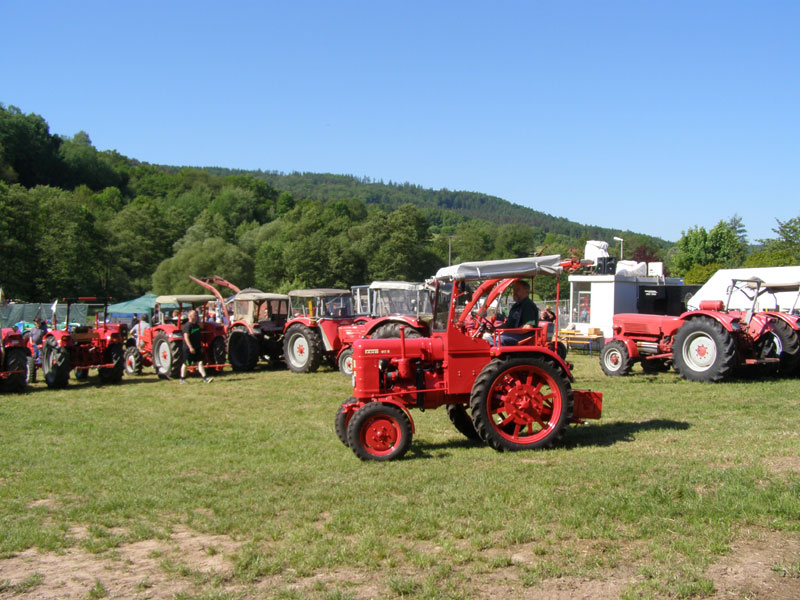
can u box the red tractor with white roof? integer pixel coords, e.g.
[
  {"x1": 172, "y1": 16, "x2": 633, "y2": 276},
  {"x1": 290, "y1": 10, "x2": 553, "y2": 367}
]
[
  {"x1": 282, "y1": 289, "x2": 356, "y2": 373},
  {"x1": 335, "y1": 255, "x2": 602, "y2": 461},
  {"x1": 187, "y1": 275, "x2": 290, "y2": 371},
  {"x1": 124, "y1": 294, "x2": 228, "y2": 379},
  {"x1": 600, "y1": 278, "x2": 784, "y2": 382},
  {"x1": 1, "y1": 326, "x2": 29, "y2": 393},
  {"x1": 336, "y1": 281, "x2": 433, "y2": 377},
  {"x1": 39, "y1": 297, "x2": 126, "y2": 388}
]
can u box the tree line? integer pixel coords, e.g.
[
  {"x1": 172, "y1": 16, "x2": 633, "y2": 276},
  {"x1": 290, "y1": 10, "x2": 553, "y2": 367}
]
[{"x1": 1, "y1": 103, "x2": 797, "y2": 303}]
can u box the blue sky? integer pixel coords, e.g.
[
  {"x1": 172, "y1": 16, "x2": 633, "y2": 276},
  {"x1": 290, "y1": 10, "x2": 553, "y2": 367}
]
[{"x1": 2, "y1": 1, "x2": 798, "y2": 243}]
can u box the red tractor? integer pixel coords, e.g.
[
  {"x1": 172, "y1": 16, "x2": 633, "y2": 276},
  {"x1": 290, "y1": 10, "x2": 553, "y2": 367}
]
[
  {"x1": 124, "y1": 295, "x2": 228, "y2": 379},
  {"x1": 1, "y1": 326, "x2": 29, "y2": 393},
  {"x1": 335, "y1": 256, "x2": 602, "y2": 461},
  {"x1": 336, "y1": 281, "x2": 433, "y2": 377},
  {"x1": 39, "y1": 297, "x2": 126, "y2": 388},
  {"x1": 600, "y1": 278, "x2": 783, "y2": 382},
  {"x1": 283, "y1": 289, "x2": 356, "y2": 373},
  {"x1": 188, "y1": 276, "x2": 290, "y2": 372}
]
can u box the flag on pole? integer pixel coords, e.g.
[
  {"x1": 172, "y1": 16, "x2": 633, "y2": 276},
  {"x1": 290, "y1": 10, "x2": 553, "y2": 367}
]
[{"x1": 51, "y1": 299, "x2": 58, "y2": 328}]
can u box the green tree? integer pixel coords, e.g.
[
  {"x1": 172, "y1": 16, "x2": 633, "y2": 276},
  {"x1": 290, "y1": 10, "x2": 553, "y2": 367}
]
[
  {"x1": 0, "y1": 104, "x2": 62, "y2": 187},
  {"x1": 683, "y1": 263, "x2": 724, "y2": 285},
  {"x1": 672, "y1": 219, "x2": 747, "y2": 276},
  {"x1": 152, "y1": 237, "x2": 254, "y2": 294}
]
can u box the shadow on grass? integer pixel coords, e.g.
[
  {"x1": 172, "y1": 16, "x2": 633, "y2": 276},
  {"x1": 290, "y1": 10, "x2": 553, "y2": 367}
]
[
  {"x1": 406, "y1": 419, "x2": 690, "y2": 459},
  {"x1": 563, "y1": 418, "x2": 690, "y2": 448}
]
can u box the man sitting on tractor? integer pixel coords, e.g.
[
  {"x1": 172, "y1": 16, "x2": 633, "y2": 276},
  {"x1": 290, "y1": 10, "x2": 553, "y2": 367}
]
[
  {"x1": 497, "y1": 280, "x2": 539, "y2": 345},
  {"x1": 180, "y1": 310, "x2": 213, "y2": 384}
]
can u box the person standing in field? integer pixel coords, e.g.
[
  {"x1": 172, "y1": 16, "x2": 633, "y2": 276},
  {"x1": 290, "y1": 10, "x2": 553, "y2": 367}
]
[{"x1": 180, "y1": 309, "x2": 213, "y2": 384}]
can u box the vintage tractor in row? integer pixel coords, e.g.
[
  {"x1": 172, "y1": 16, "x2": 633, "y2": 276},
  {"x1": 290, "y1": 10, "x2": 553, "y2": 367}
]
[
  {"x1": 600, "y1": 278, "x2": 786, "y2": 382},
  {"x1": 36, "y1": 297, "x2": 126, "y2": 388},
  {"x1": 336, "y1": 281, "x2": 433, "y2": 377},
  {"x1": 123, "y1": 295, "x2": 228, "y2": 378},
  {"x1": 335, "y1": 255, "x2": 602, "y2": 461},
  {"x1": 283, "y1": 289, "x2": 356, "y2": 373},
  {"x1": 1, "y1": 326, "x2": 29, "y2": 393},
  {"x1": 188, "y1": 276, "x2": 290, "y2": 371}
]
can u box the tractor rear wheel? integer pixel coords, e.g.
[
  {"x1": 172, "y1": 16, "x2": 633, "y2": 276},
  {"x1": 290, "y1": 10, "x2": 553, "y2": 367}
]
[
  {"x1": 335, "y1": 397, "x2": 359, "y2": 447},
  {"x1": 370, "y1": 322, "x2": 423, "y2": 339},
  {"x1": 600, "y1": 340, "x2": 633, "y2": 376},
  {"x1": 470, "y1": 356, "x2": 572, "y2": 452},
  {"x1": 124, "y1": 346, "x2": 143, "y2": 375},
  {"x1": 673, "y1": 317, "x2": 737, "y2": 383},
  {"x1": 338, "y1": 347, "x2": 354, "y2": 377},
  {"x1": 283, "y1": 324, "x2": 323, "y2": 373},
  {"x1": 153, "y1": 332, "x2": 182, "y2": 379},
  {"x1": 42, "y1": 339, "x2": 71, "y2": 388},
  {"x1": 446, "y1": 404, "x2": 481, "y2": 441},
  {"x1": 347, "y1": 402, "x2": 412, "y2": 461},
  {"x1": 771, "y1": 319, "x2": 800, "y2": 376},
  {"x1": 2, "y1": 348, "x2": 28, "y2": 393},
  {"x1": 99, "y1": 343, "x2": 124, "y2": 383},
  {"x1": 228, "y1": 327, "x2": 259, "y2": 371}
]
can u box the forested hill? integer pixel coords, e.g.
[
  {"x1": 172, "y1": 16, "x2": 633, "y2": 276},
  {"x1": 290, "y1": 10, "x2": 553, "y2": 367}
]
[
  {"x1": 204, "y1": 168, "x2": 667, "y2": 246},
  {"x1": 2, "y1": 102, "x2": 679, "y2": 302}
]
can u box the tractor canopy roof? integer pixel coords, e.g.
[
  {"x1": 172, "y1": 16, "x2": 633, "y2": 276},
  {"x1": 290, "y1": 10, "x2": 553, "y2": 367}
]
[
  {"x1": 235, "y1": 289, "x2": 290, "y2": 301},
  {"x1": 369, "y1": 281, "x2": 424, "y2": 291},
  {"x1": 733, "y1": 279, "x2": 800, "y2": 294},
  {"x1": 434, "y1": 255, "x2": 563, "y2": 282},
  {"x1": 155, "y1": 294, "x2": 216, "y2": 306},
  {"x1": 288, "y1": 289, "x2": 351, "y2": 298}
]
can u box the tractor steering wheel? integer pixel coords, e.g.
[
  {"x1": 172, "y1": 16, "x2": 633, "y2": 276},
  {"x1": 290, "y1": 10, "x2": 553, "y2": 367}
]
[{"x1": 469, "y1": 312, "x2": 496, "y2": 340}]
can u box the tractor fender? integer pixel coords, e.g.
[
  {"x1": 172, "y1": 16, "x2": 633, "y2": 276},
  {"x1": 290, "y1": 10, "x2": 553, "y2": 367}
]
[
  {"x1": 609, "y1": 336, "x2": 641, "y2": 360},
  {"x1": 372, "y1": 397, "x2": 417, "y2": 434},
  {"x1": 681, "y1": 311, "x2": 739, "y2": 333},
  {"x1": 283, "y1": 317, "x2": 316, "y2": 333},
  {"x1": 230, "y1": 319, "x2": 256, "y2": 335},
  {"x1": 45, "y1": 330, "x2": 73, "y2": 347},
  {"x1": 764, "y1": 312, "x2": 800, "y2": 332},
  {"x1": 494, "y1": 346, "x2": 576, "y2": 382}
]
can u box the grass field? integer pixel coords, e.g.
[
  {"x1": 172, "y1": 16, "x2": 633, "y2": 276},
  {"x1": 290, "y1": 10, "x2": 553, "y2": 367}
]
[{"x1": 1, "y1": 354, "x2": 799, "y2": 599}]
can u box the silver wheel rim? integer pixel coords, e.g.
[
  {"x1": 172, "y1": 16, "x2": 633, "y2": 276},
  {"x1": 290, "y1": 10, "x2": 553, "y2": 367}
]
[
  {"x1": 683, "y1": 331, "x2": 717, "y2": 372},
  {"x1": 289, "y1": 333, "x2": 309, "y2": 367},
  {"x1": 155, "y1": 340, "x2": 171, "y2": 373},
  {"x1": 604, "y1": 348, "x2": 622, "y2": 371}
]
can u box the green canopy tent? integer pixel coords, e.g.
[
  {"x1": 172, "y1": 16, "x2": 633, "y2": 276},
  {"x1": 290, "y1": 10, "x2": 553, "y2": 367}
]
[{"x1": 105, "y1": 294, "x2": 179, "y2": 321}]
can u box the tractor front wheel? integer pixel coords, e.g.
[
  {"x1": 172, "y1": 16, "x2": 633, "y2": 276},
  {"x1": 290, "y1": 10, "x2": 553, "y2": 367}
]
[
  {"x1": 153, "y1": 332, "x2": 182, "y2": 379},
  {"x1": 42, "y1": 339, "x2": 71, "y2": 388},
  {"x1": 673, "y1": 318, "x2": 736, "y2": 383},
  {"x1": 347, "y1": 402, "x2": 412, "y2": 461},
  {"x1": 2, "y1": 348, "x2": 28, "y2": 393},
  {"x1": 600, "y1": 340, "x2": 633, "y2": 376},
  {"x1": 470, "y1": 356, "x2": 572, "y2": 452},
  {"x1": 124, "y1": 346, "x2": 143, "y2": 375},
  {"x1": 338, "y1": 347, "x2": 354, "y2": 377},
  {"x1": 99, "y1": 343, "x2": 124, "y2": 383},
  {"x1": 283, "y1": 324, "x2": 323, "y2": 373}
]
